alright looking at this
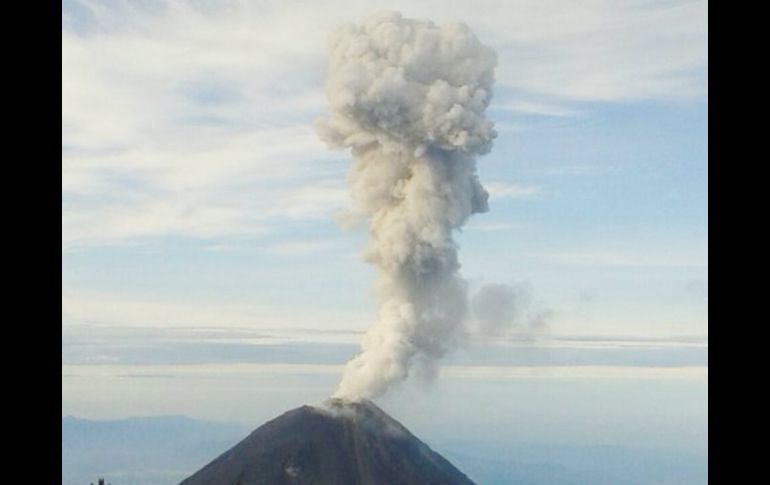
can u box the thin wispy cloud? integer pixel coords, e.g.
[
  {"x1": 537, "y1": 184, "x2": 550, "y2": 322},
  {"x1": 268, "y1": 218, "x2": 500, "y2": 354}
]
[
  {"x1": 464, "y1": 221, "x2": 522, "y2": 233},
  {"x1": 61, "y1": 362, "x2": 708, "y2": 382},
  {"x1": 545, "y1": 164, "x2": 616, "y2": 176},
  {"x1": 61, "y1": 290, "x2": 367, "y2": 331},
  {"x1": 259, "y1": 239, "x2": 342, "y2": 257},
  {"x1": 269, "y1": 182, "x2": 350, "y2": 221},
  {"x1": 493, "y1": 99, "x2": 582, "y2": 118},
  {"x1": 486, "y1": 182, "x2": 542, "y2": 200},
  {"x1": 535, "y1": 246, "x2": 708, "y2": 268}
]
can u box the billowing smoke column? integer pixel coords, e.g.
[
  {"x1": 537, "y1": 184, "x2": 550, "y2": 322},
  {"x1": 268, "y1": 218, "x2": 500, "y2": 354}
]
[{"x1": 316, "y1": 11, "x2": 497, "y2": 401}]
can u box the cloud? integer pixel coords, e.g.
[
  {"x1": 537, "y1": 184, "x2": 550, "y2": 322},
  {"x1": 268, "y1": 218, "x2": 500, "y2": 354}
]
[
  {"x1": 62, "y1": 1, "x2": 342, "y2": 250},
  {"x1": 443, "y1": 365, "x2": 708, "y2": 381},
  {"x1": 493, "y1": 99, "x2": 582, "y2": 117},
  {"x1": 545, "y1": 164, "x2": 615, "y2": 176},
  {"x1": 485, "y1": 182, "x2": 541, "y2": 199},
  {"x1": 268, "y1": 182, "x2": 350, "y2": 221},
  {"x1": 464, "y1": 221, "x2": 521, "y2": 232},
  {"x1": 259, "y1": 239, "x2": 341, "y2": 256},
  {"x1": 479, "y1": 0, "x2": 707, "y2": 102},
  {"x1": 470, "y1": 282, "x2": 553, "y2": 340},
  {"x1": 62, "y1": 0, "x2": 707, "y2": 249},
  {"x1": 61, "y1": 290, "x2": 366, "y2": 330},
  {"x1": 535, "y1": 247, "x2": 708, "y2": 268},
  {"x1": 61, "y1": 362, "x2": 707, "y2": 381}
]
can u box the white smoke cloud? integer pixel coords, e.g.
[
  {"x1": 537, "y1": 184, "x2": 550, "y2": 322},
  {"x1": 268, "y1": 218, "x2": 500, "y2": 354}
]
[
  {"x1": 470, "y1": 283, "x2": 552, "y2": 341},
  {"x1": 316, "y1": 11, "x2": 497, "y2": 401}
]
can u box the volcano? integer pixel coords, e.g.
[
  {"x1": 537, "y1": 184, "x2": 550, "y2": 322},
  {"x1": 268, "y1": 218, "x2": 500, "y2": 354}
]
[{"x1": 178, "y1": 399, "x2": 475, "y2": 485}]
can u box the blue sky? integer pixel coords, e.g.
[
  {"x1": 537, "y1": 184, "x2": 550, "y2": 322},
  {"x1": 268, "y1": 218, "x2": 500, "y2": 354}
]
[{"x1": 62, "y1": 0, "x2": 707, "y2": 463}]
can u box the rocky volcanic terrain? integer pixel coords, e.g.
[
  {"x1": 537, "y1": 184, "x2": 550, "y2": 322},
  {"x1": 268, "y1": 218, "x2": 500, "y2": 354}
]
[{"x1": 179, "y1": 399, "x2": 476, "y2": 485}]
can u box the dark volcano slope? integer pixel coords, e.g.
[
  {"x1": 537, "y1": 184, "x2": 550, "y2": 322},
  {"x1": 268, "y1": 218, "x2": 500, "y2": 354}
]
[{"x1": 179, "y1": 399, "x2": 475, "y2": 485}]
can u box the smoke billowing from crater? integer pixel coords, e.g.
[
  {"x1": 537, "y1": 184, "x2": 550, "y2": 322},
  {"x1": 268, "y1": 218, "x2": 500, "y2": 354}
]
[{"x1": 316, "y1": 12, "x2": 497, "y2": 401}]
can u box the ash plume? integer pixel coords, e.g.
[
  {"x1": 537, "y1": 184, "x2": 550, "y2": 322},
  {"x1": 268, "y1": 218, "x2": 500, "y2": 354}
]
[
  {"x1": 470, "y1": 283, "x2": 553, "y2": 341},
  {"x1": 316, "y1": 12, "x2": 497, "y2": 401}
]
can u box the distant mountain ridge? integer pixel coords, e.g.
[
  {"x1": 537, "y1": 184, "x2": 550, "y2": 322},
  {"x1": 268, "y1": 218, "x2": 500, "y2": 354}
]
[{"x1": 179, "y1": 399, "x2": 476, "y2": 485}]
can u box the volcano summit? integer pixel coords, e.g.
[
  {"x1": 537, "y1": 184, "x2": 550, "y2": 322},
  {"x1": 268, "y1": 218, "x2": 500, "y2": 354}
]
[{"x1": 178, "y1": 399, "x2": 475, "y2": 485}]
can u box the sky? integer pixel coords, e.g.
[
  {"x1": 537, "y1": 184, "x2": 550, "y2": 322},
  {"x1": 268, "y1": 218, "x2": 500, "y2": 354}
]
[{"x1": 62, "y1": 0, "x2": 707, "y2": 462}]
